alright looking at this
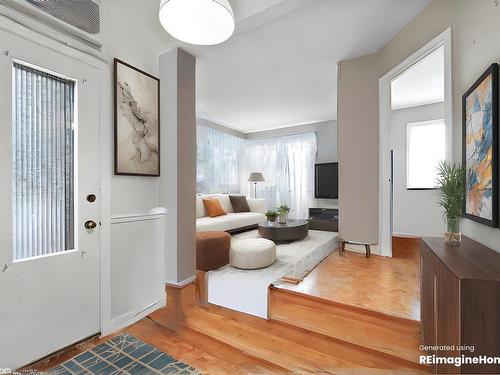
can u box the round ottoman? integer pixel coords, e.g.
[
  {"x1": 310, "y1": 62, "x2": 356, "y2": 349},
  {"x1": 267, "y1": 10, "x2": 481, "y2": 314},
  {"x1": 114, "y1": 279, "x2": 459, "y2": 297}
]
[{"x1": 230, "y1": 238, "x2": 277, "y2": 269}]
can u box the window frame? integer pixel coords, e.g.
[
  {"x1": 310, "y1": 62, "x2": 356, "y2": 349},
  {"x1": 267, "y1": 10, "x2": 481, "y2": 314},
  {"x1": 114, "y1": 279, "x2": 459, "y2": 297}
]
[
  {"x1": 406, "y1": 118, "x2": 446, "y2": 190},
  {"x1": 11, "y1": 60, "x2": 79, "y2": 263}
]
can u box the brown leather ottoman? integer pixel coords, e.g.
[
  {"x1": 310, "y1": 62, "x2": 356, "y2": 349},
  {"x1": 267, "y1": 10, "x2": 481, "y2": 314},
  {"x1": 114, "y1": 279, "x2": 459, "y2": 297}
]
[{"x1": 196, "y1": 231, "x2": 231, "y2": 271}]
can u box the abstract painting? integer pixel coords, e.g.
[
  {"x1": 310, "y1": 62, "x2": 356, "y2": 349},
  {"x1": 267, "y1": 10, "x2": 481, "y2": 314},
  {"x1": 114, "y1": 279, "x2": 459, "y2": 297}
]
[
  {"x1": 462, "y1": 63, "x2": 498, "y2": 227},
  {"x1": 115, "y1": 59, "x2": 160, "y2": 176}
]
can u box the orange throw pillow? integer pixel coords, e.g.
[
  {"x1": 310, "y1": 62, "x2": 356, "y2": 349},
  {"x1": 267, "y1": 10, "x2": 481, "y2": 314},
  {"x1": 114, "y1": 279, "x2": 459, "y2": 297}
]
[{"x1": 203, "y1": 198, "x2": 227, "y2": 218}]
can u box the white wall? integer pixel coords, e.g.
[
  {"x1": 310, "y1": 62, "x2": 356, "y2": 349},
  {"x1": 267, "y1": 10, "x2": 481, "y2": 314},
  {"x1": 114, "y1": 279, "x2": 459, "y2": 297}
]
[
  {"x1": 391, "y1": 102, "x2": 445, "y2": 237},
  {"x1": 102, "y1": 0, "x2": 174, "y2": 332},
  {"x1": 106, "y1": 0, "x2": 170, "y2": 215}
]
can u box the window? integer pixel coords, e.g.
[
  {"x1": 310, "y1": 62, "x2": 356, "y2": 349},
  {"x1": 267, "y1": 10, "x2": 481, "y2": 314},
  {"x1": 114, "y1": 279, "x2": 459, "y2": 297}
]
[
  {"x1": 196, "y1": 125, "x2": 243, "y2": 194},
  {"x1": 243, "y1": 133, "x2": 317, "y2": 218},
  {"x1": 12, "y1": 62, "x2": 76, "y2": 261},
  {"x1": 406, "y1": 119, "x2": 445, "y2": 189}
]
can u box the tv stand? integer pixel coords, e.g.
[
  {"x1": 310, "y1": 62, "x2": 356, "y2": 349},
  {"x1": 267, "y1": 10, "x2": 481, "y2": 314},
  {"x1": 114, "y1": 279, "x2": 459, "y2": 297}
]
[{"x1": 307, "y1": 208, "x2": 338, "y2": 232}]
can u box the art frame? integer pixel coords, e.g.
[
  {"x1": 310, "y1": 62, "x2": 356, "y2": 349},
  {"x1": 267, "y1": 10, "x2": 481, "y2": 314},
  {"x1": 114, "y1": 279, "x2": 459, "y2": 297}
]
[
  {"x1": 114, "y1": 58, "x2": 160, "y2": 176},
  {"x1": 462, "y1": 63, "x2": 498, "y2": 227}
]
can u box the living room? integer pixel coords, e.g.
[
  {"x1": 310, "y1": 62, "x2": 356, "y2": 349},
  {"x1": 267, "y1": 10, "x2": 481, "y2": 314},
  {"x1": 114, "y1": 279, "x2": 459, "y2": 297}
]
[{"x1": 1, "y1": 1, "x2": 500, "y2": 374}]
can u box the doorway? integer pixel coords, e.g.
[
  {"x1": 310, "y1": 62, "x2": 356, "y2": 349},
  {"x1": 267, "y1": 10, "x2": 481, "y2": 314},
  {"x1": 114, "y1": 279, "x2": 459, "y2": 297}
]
[
  {"x1": 0, "y1": 30, "x2": 101, "y2": 368},
  {"x1": 378, "y1": 28, "x2": 452, "y2": 256}
]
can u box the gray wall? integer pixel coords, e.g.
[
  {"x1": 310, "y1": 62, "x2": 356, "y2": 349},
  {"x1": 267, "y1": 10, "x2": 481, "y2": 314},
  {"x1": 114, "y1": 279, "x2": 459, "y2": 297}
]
[
  {"x1": 338, "y1": 0, "x2": 500, "y2": 252},
  {"x1": 160, "y1": 49, "x2": 197, "y2": 284},
  {"x1": 198, "y1": 118, "x2": 338, "y2": 163},
  {"x1": 197, "y1": 117, "x2": 246, "y2": 139},
  {"x1": 245, "y1": 120, "x2": 338, "y2": 163},
  {"x1": 338, "y1": 52, "x2": 382, "y2": 244},
  {"x1": 391, "y1": 102, "x2": 445, "y2": 237}
]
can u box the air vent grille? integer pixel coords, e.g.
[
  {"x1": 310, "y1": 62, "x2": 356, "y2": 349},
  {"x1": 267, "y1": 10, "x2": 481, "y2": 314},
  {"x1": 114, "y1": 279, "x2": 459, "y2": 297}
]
[{"x1": 25, "y1": 0, "x2": 100, "y2": 34}]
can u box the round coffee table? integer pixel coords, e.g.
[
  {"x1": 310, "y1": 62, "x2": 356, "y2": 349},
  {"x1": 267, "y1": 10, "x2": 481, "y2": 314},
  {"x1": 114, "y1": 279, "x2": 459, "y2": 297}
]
[{"x1": 258, "y1": 219, "x2": 309, "y2": 242}]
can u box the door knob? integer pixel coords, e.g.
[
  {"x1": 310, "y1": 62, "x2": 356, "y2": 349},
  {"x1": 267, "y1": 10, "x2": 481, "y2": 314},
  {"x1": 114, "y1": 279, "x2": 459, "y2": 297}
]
[{"x1": 84, "y1": 220, "x2": 97, "y2": 229}]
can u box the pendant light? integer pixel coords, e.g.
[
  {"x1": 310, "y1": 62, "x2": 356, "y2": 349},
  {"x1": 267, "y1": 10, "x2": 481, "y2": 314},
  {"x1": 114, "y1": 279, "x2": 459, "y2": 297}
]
[{"x1": 159, "y1": 0, "x2": 235, "y2": 46}]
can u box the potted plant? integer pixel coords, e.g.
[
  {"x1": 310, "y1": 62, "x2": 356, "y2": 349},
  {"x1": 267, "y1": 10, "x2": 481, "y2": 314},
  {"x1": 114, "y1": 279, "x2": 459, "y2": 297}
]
[
  {"x1": 436, "y1": 161, "x2": 465, "y2": 245},
  {"x1": 265, "y1": 210, "x2": 279, "y2": 223},
  {"x1": 277, "y1": 204, "x2": 290, "y2": 224}
]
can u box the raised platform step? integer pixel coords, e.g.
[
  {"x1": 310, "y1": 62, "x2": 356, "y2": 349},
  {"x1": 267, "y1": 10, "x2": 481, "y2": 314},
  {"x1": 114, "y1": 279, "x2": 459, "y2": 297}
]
[
  {"x1": 150, "y1": 290, "x2": 428, "y2": 374},
  {"x1": 128, "y1": 316, "x2": 277, "y2": 375},
  {"x1": 269, "y1": 287, "x2": 425, "y2": 368}
]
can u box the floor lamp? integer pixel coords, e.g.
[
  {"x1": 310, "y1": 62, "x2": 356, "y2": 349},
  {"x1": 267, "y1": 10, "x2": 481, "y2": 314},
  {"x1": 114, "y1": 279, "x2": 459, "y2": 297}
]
[{"x1": 248, "y1": 172, "x2": 265, "y2": 198}]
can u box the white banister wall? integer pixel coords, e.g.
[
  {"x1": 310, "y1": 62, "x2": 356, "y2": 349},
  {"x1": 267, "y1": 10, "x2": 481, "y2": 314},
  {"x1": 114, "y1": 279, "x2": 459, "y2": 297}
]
[
  {"x1": 105, "y1": 208, "x2": 166, "y2": 334},
  {"x1": 159, "y1": 48, "x2": 197, "y2": 285}
]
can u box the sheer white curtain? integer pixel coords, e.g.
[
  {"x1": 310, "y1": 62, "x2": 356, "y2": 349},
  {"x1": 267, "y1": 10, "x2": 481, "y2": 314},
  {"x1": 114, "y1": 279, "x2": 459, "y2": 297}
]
[
  {"x1": 242, "y1": 132, "x2": 317, "y2": 218},
  {"x1": 12, "y1": 63, "x2": 75, "y2": 261},
  {"x1": 197, "y1": 124, "x2": 243, "y2": 194}
]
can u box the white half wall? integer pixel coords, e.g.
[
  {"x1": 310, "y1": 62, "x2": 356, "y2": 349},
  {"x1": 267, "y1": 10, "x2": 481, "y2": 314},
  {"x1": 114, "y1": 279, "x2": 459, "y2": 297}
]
[{"x1": 104, "y1": 209, "x2": 166, "y2": 335}]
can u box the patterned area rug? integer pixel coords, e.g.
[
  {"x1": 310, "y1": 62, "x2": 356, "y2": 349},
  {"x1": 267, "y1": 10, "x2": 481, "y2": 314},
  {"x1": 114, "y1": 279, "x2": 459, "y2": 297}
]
[{"x1": 49, "y1": 334, "x2": 200, "y2": 374}]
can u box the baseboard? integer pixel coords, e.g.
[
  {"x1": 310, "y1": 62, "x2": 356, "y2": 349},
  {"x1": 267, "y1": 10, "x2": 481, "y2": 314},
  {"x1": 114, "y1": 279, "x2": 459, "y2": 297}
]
[
  {"x1": 101, "y1": 298, "x2": 166, "y2": 336},
  {"x1": 165, "y1": 275, "x2": 196, "y2": 288},
  {"x1": 392, "y1": 232, "x2": 421, "y2": 239}
]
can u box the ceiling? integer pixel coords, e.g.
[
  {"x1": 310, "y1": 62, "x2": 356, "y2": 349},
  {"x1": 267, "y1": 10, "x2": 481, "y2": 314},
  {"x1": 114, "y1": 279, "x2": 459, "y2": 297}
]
[
  {"x1": 391, "y1": 46, "x2": 445, "y2": 110},
  {"x1": 163, "y1": 0, "x2": 431, "y2": 132}
]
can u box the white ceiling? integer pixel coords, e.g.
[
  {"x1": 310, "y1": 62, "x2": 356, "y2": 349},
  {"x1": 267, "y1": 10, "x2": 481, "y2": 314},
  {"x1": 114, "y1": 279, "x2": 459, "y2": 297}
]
[
  {"x1": 162, "y1": 0, "x2": 431, "y2": 132},
  {"x1": 391, "y1": 46, "x2": 444, "y2": 110}
]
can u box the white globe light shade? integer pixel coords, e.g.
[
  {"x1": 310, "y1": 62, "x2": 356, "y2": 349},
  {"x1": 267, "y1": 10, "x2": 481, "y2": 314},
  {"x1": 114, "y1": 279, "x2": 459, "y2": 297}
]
[{"x1": 159, "y1": 0, "x2": 235, "y2": 46}]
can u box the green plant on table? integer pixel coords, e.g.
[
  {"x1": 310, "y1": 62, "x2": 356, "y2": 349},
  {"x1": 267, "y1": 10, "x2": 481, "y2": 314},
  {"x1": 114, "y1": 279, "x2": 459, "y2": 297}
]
[
  {"x1": 265, "y1": 210, "x2": 279, "y2": 218},
  {"x1": 277, "y1": 204, "x2": 290, "y2": 215},
  {"x1": 436, "y1": 161, "x2": 465, "y2": 244}
]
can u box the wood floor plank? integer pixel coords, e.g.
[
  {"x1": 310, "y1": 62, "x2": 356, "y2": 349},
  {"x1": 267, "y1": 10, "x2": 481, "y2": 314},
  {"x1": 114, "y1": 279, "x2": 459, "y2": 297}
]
[
  {"x1": 277, "y1": 238, "x2": 421, "y2": 321},
  {"x1": 270, "y1": 288, "x2": 420, "y2": 334},
  {"x1": 148, "y1": 309, "x2": 288, "y2": 374},
  {"x1": 269, "y1": 289, "x2": 423, "y2": 366},
  {"x1": 152, "y1": 301, "x2": 428, "y2": 374},
  {"x1": 202, "y1": 303, "x2": 425, "y2": 371},
  {"x1": 127, "y1": 317, "x2": 247, "y2": 375}
]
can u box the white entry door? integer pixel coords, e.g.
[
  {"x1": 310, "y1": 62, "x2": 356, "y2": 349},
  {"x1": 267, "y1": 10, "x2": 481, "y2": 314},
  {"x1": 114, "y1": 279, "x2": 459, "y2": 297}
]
[{"x1": 0, "y1": 30, "x2": 101, "y2": 369}]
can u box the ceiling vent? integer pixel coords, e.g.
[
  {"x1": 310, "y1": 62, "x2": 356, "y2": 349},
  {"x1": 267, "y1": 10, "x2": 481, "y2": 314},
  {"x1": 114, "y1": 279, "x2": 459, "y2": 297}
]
[{"x1": 25, "y1": 0, "x2": 100, "y2": 34}]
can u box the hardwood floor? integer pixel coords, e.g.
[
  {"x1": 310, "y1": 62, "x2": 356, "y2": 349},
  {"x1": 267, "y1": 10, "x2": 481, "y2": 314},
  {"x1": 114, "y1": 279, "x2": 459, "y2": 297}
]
[
  {"x1": 27, "y1": 236, "x2": 428, "y2": 374},
  {"x1": 276, "y1": 236, "x2": 421, "y2": 321},
  {"x1": 148, "y1": 284, "x2": 428, "y2": 374}
]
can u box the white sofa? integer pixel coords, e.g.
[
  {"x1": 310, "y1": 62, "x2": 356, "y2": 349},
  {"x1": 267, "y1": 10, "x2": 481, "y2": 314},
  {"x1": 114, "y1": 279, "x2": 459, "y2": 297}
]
[{"x1": 196, "y1": 194, "x2": 267, "y2": 232}]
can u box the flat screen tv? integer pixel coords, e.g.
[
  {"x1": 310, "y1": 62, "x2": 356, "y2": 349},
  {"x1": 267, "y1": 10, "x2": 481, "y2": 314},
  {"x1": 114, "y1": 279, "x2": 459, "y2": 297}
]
[{"x1": 315, "y1": 162, "x2": 338, "y2": 199}]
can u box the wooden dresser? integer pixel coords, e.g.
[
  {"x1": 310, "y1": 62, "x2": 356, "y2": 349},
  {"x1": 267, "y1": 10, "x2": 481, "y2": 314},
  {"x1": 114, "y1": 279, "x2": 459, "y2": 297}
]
[{"x1": 420, "y1": 236, "x2": 500, "y2": 374}]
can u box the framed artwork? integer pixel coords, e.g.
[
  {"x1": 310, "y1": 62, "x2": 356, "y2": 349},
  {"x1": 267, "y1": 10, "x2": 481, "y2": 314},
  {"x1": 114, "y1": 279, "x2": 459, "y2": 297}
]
[
  {"x1": 114, "y1": 58, "x2": 160, "y2": 176},
  {"x1": 462, "y1": 63, "x2": 498, "y2": 227}
]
